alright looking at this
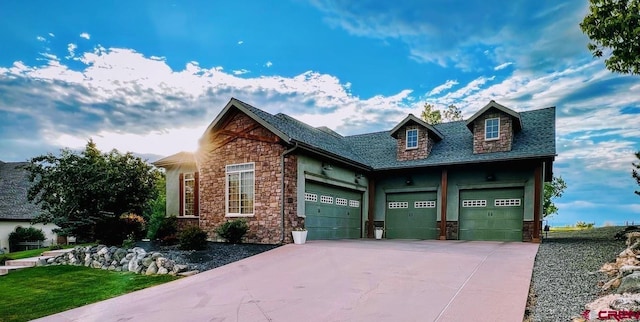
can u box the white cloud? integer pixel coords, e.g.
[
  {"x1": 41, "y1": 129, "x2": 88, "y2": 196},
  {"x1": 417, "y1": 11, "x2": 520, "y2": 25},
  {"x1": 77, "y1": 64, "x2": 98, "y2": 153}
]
[
  {"x1": 232, "y1": 69, "x2": 250, "y2": 75},
  {"x1": 48, "y1": 33, "x2": 55, "y2": 37},
  {"x1": 237, "y1": 40, "x2": 243, "y2": 45},
  {"x1": 80, "y1": 32, "x2": 91, "y2": 40},
  {"x1": 36, "y1": 36, "x2": 46, "y2": 42},
  {"x1": 265, "y1": 61, "x2": 273, "y2": 68},
  {"x1": 494, "y1": 62, "x2": 513, "y2": 70},
  {"x1": 66, "y1": 43, "x2": 77, "y2": 59},
  {"x1": 428, "y1": 80, "x2": 458, "y2": 96}
]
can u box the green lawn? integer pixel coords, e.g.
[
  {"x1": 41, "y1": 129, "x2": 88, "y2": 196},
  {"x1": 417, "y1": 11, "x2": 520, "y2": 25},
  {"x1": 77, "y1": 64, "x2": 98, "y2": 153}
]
[
  {"x1": 545, "y1": 225, "x2": 624, "y2": 239},
  {"x1": 0, "y1": 265, "x2": 177, "y2": 322}
]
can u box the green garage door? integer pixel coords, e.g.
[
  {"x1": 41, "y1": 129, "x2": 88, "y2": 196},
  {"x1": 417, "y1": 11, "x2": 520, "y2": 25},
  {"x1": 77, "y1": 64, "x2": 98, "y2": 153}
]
[
  {"x1": 385, "y1": 192, "x2": 437, "y2": 239},
  {"x1": 459, "y1": 188, "x2": 524, "y2": 241},
  {"x1": 304, "y1": 182, "x2": 362, "y2": 240}
]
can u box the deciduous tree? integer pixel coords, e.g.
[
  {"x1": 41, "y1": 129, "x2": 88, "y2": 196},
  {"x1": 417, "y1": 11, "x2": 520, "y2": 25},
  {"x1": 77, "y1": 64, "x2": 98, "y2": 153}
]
[
  {"x1": 421, "y1": 103, "x2": 442, "y2": 124},
  {"x1": 24, "y1": 140, "x2": 161, "y2": 243},
  {"x1": 580, "y1": 0, "x2": 640, "y2": 75},
  {"x1": 544, "y1": 176, "x2": 567, "y2": 217}
]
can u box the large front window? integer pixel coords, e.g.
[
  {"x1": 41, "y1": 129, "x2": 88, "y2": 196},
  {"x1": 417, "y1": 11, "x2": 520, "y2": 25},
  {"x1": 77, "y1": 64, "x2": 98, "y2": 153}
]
[
  {"x1": 485, "y1": 118, "x2": 500, "y2": 140},
  {"x1": 226, "y1": 163, "x2": 255, "y2": 216}
]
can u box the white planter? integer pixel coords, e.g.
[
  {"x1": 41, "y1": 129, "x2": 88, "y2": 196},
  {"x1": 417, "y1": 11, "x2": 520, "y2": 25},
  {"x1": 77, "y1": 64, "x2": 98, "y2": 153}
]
[
  {"x1": 292, "y1": 230, "x2": 308, "y2": 244},
  {"x1": 375, "y1": 228, "x2": 384, "y2": 239}
]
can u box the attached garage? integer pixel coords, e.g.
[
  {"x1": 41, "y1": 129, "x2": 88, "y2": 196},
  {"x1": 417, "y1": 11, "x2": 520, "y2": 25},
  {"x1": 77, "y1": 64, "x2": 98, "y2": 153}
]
[
  {"x1": 304, "y1": 181, "x2": 362, "y2": 240},
  {"x1": 385, "y1": 192, "x2": 438, "y2": 239},
  {"x1": 459, "y1": 188, "x2": 524, "y2": 241}
]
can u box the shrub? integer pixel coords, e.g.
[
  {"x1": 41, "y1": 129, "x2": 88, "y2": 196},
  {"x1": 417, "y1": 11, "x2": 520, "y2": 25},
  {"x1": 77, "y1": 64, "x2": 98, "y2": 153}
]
[
  {"x1": 122, "y1": 232, "x2": 136, "y2": 249},
  {"x1": 216, "y1": 219, "x2": 248, "y2": 244},
  {"x1": 0, "y1": 254, "x2": 10, "y2": 265},
  {"x1": 155, "y1": 215, "x2": 178, "y2": 242},
  {"x1": 576, "y1": 221, "x2": 595, "y2": 229},
  {"x1": 9, "y1": 226, "x2": 46, "y2": 252},
  {"x1": 178, "y1": 226, "x2": 208, "y2": 250}
]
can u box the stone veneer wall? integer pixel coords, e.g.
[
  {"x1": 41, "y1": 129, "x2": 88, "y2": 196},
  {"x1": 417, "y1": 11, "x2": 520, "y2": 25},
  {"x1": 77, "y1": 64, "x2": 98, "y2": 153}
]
[
  {"x1": 198, "y1": 111, "x2": 298, "y2": 244},
  {"x1": 472, "y1": 112, "x2": 513, "y2": 154},
  {"x1": 437, "y1": 221, "x2": 459, "y2": 240},
  {"x1": 522, "y1": 221, "x2": 536, "y2": 242},
  {"x1": 396, "y1": 125, "x2": 434, "y2": 161},
  {"x1": 176, "y1": 218, "x2": 199, "y2": 231}
]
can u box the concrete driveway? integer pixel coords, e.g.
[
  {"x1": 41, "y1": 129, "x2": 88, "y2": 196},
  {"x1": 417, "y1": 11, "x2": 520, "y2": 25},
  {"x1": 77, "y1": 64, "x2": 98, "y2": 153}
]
[{"x1": 37, "y1": 240, "x2": 538, "y2": 322}]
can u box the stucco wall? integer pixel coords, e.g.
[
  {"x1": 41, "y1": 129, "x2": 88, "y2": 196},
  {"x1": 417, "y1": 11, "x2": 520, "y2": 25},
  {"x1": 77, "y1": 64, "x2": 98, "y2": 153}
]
[
  {"x1": 0, "y1": 222, "x2": 58, "y2": 252},
  {"x1": 164, "y1": 163, "x2": 198, "y2": 217}
]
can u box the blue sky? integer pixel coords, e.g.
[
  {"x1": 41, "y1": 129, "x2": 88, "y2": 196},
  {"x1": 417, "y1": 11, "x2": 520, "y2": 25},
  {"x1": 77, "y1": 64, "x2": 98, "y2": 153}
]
[{"x1": 0, "y1": 1, "x2": 638, "y2": 227}]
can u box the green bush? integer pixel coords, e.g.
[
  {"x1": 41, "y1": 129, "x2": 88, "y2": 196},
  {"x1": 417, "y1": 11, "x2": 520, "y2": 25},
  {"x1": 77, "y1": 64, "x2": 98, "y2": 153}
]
[
  {"x1": 152, "y1": 215, "x2": 178, "y2": 245},
  {"x1": 576, "y1": 221, "x2": 595, "y2": 229},
  {"x1": 0, "y1": 254, "x2": 10, "y2": 265},
  {"x1": 8, "y1": 226, "x2": 46, "y2": 252},
  {"x1": 216, "y1": 219, "x2": 248, "y2": 244},
  {"x1": 178, "y1": 226, "x2": 208, "y2": 250}
]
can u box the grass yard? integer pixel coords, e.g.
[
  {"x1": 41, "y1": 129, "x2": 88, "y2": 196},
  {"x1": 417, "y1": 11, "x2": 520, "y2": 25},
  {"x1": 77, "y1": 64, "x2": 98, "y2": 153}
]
[{"x1": 0, "y1": 265, "x2": 177, "y2": 322}]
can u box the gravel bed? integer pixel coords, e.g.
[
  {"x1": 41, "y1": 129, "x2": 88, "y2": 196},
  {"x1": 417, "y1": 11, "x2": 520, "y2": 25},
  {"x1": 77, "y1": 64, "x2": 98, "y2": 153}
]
[
  {"x1": 135, "y1": 241, "x2": 279, "y2": 272},
  {"x1": 530, "y1": 234, "x2": 625, "y2": 321}
]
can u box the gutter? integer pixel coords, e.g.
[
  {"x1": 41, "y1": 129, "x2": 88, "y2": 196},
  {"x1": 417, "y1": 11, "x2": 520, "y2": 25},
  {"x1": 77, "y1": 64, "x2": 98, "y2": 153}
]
[{"x1": 280, "y1": 142, "x2": 298, "y2": 243}]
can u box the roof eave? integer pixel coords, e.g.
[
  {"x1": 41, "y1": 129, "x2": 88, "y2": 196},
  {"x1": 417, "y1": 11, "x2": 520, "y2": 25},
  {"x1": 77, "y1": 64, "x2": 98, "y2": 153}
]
[
  {"x1": 390, "y1": 114, "x2": 444, "y2": 141},
  {"x1": 199, "y1": 98, "x2": 292, "y2": 146},
  {"x1": 373, "y1": 153, "x2": 556, "y2": 171},
  {"x1": 465, "y1": 100, "x2": 523, "y2": 132}
]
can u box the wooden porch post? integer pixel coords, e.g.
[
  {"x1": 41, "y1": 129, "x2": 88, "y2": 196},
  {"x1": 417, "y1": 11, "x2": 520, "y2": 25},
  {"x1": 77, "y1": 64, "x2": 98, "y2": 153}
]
[
  {"x1": 367, "y1": 178, "x2": 375, "y2": 238},
  {"x1": 440, "y1": 169, "x2": 448, "y2": 240},
  {"x1": 532, "y1": 164, "x2": 542, "y2": 243}
]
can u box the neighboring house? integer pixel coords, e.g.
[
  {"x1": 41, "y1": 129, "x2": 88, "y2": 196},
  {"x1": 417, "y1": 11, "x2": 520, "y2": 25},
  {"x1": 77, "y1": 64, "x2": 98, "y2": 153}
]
[
  {"x1": 0, "y1": 161, "x2": 58, "y2": 251},
  {"x1": 155, "y1": 98, "x2": 555, "y2": 244}
]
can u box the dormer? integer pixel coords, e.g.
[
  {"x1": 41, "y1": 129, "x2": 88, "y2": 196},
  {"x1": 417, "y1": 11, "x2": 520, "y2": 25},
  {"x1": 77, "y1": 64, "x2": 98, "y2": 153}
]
[
  {"x1": 466, "y1": 100, "x2": 522, "y2": 154},
  {"x1": 390, "y1": 114, "x2": 444, "y2": 161}
]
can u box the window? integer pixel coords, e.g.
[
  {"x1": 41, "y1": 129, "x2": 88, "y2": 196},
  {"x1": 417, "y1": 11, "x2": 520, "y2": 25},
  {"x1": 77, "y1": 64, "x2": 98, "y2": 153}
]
[
  {"x1": 495, "y1": 199, "x2": 521, "y2": 207},
  {"x1": 336, "y1": 198, "x2": 348, "y2": 206},
  {"x1": 485, "y1": 118, "x2": 500, "y2": 140},
  {"x1": 321, "y1": 195, "x2": 334, "y2": 204},
  {"x1": 406, "y1": 129, "x2": 418, "y2": 149},
  {"x1": 462, "y1": 200, "x2": 487, "y2": 207},
  {"x1": 349, "y1": 200, "x2": 360, "y2": 208},
  {"x1": 415, "y1": 201, "x2": 436, "y2": 208},
  {"x1": 179, "y1": 172, "x2": 199, "y2": 217},
  {"x1": 305, "y1": 193, "x2": 317, "y2": 202},
  {"x1": 388, "y1": 201, "x2": 409, "y2": 209},
  {"x1": 226, "y1": 163, "x2": 255, "y2": 216}
]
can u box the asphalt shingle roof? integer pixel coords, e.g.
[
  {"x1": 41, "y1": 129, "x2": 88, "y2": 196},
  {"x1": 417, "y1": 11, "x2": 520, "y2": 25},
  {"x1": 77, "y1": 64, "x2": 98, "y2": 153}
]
[
  {"x1": 230, "y1": 99, "x2": 556, "y2": 171},
  {"x1": 0, "y1": 162, "x2": 41, "y2": 220}
]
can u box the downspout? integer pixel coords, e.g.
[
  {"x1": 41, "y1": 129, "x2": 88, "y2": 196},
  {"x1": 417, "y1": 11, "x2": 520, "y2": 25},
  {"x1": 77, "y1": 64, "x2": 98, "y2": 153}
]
[{"x1": 281, "y1": 142, "x2": 299, "y2": 243}]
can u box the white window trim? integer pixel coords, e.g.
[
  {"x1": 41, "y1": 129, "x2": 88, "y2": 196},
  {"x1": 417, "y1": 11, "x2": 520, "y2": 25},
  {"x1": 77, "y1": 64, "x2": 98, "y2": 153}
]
[
  {"x1": 225, "y1": 162, "x2": 255, "y2": 217},
  {"x1": 405, "y1": 128, "x2": 419, "y2": 150},
  {"x1": 484, "y1": 118, "x2": 500, "y2": 141},
  {"x1": 182, "y1": 172, "x2": 196, "y2": 217}
]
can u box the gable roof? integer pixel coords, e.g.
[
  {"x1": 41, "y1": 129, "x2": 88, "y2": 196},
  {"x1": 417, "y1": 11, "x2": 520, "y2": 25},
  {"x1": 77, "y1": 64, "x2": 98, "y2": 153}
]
[
  {"x1": 466, "y1": 100, "x2": 523, "y2": 132},
  {"x1": 0, "y1": 162, "x2": 41, "y2": 220},
  {"x1": 198, "y1": 98, "x2": 555, "y2": 171},
  {"x1": 389, "y1": 114, "x2": 444, "y2": 141},
  {"x1": 152, "y1": 152, "x2": 196, "y2": 168}
]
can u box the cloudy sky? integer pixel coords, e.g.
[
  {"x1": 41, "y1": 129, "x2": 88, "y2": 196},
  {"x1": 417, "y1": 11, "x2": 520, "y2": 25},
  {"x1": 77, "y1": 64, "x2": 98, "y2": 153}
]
[{"x1": 0, "y1": 1, "x2": 638, "y2": 226}]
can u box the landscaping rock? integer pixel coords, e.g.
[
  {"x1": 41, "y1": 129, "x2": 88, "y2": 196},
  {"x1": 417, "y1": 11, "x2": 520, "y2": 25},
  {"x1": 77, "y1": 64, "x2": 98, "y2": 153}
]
[
  {"x1": 145, "y1": 262, "x2": 158, "y2": 275},
  {"x1": 617, "y1": 271, "x2": 640, "y2": 294},
  {"x1": 157, "y1": 267, "x2": 169, "y2": 275}
]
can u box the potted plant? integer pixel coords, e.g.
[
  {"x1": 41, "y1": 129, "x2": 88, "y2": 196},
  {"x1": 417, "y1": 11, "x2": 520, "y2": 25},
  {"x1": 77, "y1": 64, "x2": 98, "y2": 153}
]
[
  {"x1": 292, "y1": 227, "x2": 308, "y2": 244},
  {"x1": 375, "y1": 227, "x2": 384, "y2": 240}
]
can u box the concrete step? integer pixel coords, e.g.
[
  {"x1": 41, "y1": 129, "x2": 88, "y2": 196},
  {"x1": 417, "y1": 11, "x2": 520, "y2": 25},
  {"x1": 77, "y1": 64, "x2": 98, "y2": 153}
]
[
  {"x1": 0, "y1": 265, "x2": 32, "y2": 276},
  {"x1": 42, "y1": 248, "x2": 74, "y2": 257},
  {"x1": 5, "y1": 256, "x2": 53, "y2": 267}
]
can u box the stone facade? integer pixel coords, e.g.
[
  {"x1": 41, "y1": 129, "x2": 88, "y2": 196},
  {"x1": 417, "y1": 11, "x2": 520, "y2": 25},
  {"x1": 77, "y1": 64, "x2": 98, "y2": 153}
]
[
  {"x1": 522, "y1": 221, "x2": 536, "y2": 242},
  {"x1": 198, "y1": 111, "x2": 298, "y2": 244},
  {"x1": 176, "y1": 218, "x2": 199, "y2": 231},
  {"x1": 437, "y1": 221, "x2": 459, "y2": 240},
  {"x1": 396, "y1": 125, "x2": 434, "y2": 161},
  {"x1": 472, "y1": 111, "x2": 514, "y2": 154}
]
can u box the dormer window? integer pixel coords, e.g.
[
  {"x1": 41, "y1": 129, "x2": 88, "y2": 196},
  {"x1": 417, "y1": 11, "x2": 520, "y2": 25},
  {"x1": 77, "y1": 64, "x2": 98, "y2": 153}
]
[
  {"x1": 406, "y1": 129, "x2": 418, "y2": 149},
  {"x1": 485, "y1": 118, "x2": 500, "y2": 141}
]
